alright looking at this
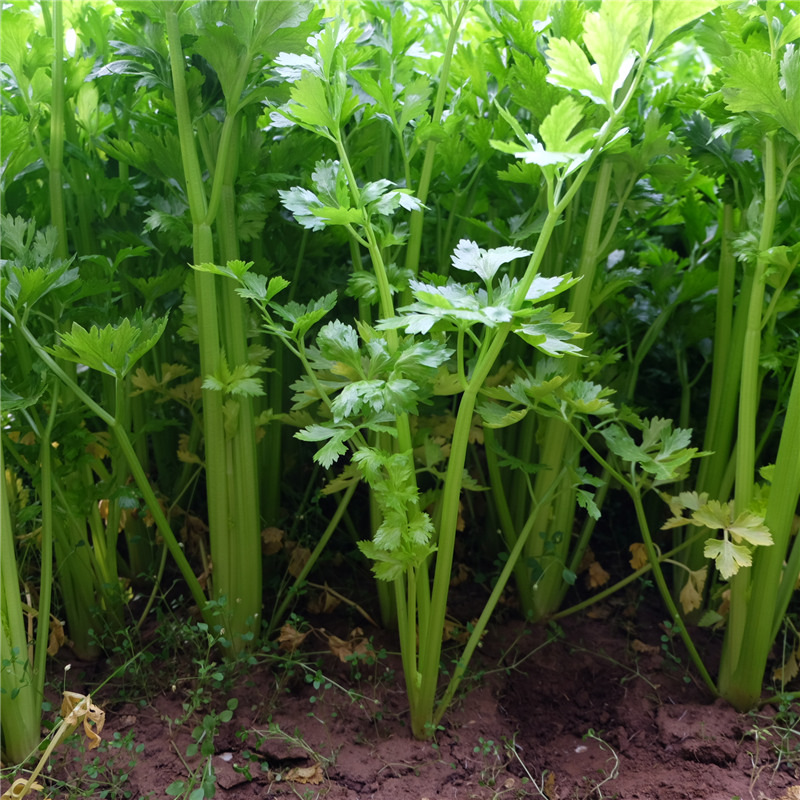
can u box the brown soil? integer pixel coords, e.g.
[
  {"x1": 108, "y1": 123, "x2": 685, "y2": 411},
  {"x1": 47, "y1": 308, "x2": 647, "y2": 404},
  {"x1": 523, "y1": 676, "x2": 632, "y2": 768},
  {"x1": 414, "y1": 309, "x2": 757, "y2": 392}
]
[{"x1": 3, "y1": 597, "x2": 800, "y2": 800}]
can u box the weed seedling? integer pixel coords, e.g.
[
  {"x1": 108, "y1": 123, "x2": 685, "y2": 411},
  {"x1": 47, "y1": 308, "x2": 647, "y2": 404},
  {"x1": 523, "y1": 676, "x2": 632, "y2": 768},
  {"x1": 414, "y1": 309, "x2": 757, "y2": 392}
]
[{"x1": 581, "y1": 729, "x2": 620, "y2": 799}]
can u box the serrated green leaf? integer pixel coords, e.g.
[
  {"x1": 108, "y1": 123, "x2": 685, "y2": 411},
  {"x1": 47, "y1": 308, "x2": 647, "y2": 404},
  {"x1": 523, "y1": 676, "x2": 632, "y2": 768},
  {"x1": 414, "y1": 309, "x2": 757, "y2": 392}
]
[
  {"x1": 545, "y1": 37, "x2": 604, "y2": 104},
  {"x1": 316, "y1": 320, "x2": 362, "y2": 371},
  {"x1": 650, "y1": 1, "x2": 718, "y2": 54},
  {"x1": 778, "y1": 12, "x2": 800, "y2": 48},
  {"x1": 704, "y1": 537, "x2": 752, "y2": 580},
  {"x1": 271, "y1": 292, "x2": 337, "y2": 339},
  {"x1": 721, "y1": 48, "x2": 800, "y2": 139},
  {"x1": 476, "y1": 400, "x2": 529, "y2": 429},
  {"x1": 283, "y1": 71, "x2": 336, "y2": 133},
  {"x1": 539, "y1": 96, "x2": 589, "y2": 153},
  {"x1": 450, "y1": 239, "x2": 532, "y2": 284},
  {"x1": 50, "y1": 314, "x2": 169, "y2": 379},
  {"x1": 202, "y1": 352, "x2": 265, "y2": 398}
]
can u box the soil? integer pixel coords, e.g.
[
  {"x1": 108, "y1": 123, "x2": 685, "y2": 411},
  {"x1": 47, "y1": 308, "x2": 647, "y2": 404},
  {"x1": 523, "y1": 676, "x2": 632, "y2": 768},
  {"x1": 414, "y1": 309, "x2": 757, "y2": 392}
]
[{"x1": 3, "y1": 590, "x2": 799, "y2": 800}]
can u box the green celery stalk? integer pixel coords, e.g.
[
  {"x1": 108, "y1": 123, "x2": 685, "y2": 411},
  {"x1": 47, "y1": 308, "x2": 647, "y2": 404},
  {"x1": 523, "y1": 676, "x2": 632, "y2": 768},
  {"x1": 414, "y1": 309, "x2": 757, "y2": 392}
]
[
  {"x1": 719, "y1": 351, "x2": 800, "y2": 709},
  {"x1": 47, "y1": 0, "x2": 68, "y2": 260},
  {"x1": 0, "y1": 444, "x2": 42, "y2": 764},
  {"x1": 165, "y1": 3, "x2": 258, "y2": 650},
  {"x1": 403, "y1": 0, "x2": 472, "y2": 288}
]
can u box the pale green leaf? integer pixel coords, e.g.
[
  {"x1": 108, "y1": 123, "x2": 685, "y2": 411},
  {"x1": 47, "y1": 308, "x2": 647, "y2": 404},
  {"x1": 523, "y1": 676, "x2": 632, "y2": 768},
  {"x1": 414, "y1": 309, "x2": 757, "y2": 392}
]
[
  {"x1": 704, "y1": 537, "x2": 752, "y2": 580},
  {"x1": 545, "y1": 37, "x2": 604, "y2": 104},
  {"x1": 450, "y1": 239, "x2": 532, "y2": 284},
  {"x1": 650, "y1": 1, "x2": 719, "y2": 54}
]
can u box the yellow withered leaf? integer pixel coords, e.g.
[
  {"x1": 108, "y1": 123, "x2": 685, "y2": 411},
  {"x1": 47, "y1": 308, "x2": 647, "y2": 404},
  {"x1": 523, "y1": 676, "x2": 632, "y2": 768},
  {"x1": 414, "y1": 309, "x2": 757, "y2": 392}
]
[
  {"x1": 307, "y1": 585, "x2": 341, "y2": 615},
  {"x1": 450, "y1": 562, "x2": 471, "y2": 587},
  {"x1": 325, "y1": 628, "x2": 372, "y2": 662},
  {"x1": 47, "y1": 617, "x2": 67, "y2": 657},
  {"x1": 177, "y1": 433, "x2": 203, "y2": 465},
  {"x1": 61, "y1": 692, "x2": 105, "y2": 750},
  {"x1": 284, "y1": 764, "x2": 323, "y2": 784},
  {"x1": 261, "y1": 526, "x2": 284, "y2": 556},
  {"x1": 2, "y1": 779, "x2": 47, "y2": 799},
  {"x1": 679, "y1": 567, "x2": 707, "y2": 614},
  {"x1": 543, "y1": 770, "x2": 557, "y2": 800},
  {"x1": 586, "y1": 560, "x2": 610, "y2": 589},
  {"x1": 167, "y1": 377, "x2": 203, "y2": 405},
  {"x1": 773, "y1": 646, "x2": 800, "y2": 684},
  {"x1": 277, "y1": 625, "x2": 308, "y2": 653},
  {"x1": 628, "y1": 542, "x2": 648, "y2": 570},
  {"x1": 287, "y1": 545, "x2": 311, "y2": 578}
]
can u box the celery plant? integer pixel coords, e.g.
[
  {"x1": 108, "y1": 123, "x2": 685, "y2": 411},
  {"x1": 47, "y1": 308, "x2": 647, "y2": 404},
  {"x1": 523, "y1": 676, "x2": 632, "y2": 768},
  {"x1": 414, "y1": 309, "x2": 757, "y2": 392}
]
[
  {"x1": 483, "y1": 0, "x2": 719, "y2": 621},
  {"x1": 1, "y1": 433, "x2": 49, "y2": 765},
  {"x1": 652, "y1": 5, "x2": 800, "y2": 709},
  {"x1": 710, "y1": 6, "x2": 800, "y2": 708},
  {"x1": 238, "y1": 0, "x2": 729, "y2": 738},
  {"x1": 162, "y1": 1, "x2": 318, "y2": 650}
]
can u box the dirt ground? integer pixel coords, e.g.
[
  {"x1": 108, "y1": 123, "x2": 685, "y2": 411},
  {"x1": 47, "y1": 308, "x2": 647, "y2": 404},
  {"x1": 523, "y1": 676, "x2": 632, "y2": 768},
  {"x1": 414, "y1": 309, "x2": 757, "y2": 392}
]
[{"x1": 5, "y1": 590, "x2": 799, "y2": 800}]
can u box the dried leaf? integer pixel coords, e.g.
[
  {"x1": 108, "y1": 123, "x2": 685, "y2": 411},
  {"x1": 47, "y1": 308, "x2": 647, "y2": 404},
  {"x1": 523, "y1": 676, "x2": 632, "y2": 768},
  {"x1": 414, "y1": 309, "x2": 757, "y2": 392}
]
[
  {"x1": 628, "y1": 542, "x2": 648, "y2": 570},
  {"x1": 307, "y1": 585, "x2": 341, "y2": 615},
  {"x1": 287, "y1": 546, "x2": 311, "y2": 578},
  {"x1": 177, "y1": 433, "x2": 203, "y2": 465},
  {"x1": 284, "y1": 764, "x2": 324, "y2": 784},
  {"x1": 6, "y1": 431, "x2": 37, "y2": 446},
  {"x1": 586, "y1": 560, "x2": 610, "y2": 589},
  {"x1": 61, "y1": 692, "x2": 105, "y2": 750},
  {"x1": 778, "y1": 788, "x2": 800, "y2": 800},
  {"x1": 442, "y1": 618, "x2": 482, "y2": 644},
  {"x1": 631, "y1": 639, "x2": 659, "y2": 654},
  {"x1": 679, "y1": 567, "x2": 707, "y2": 614},
  {"x1": 325, "y1": 627, "x2": 372, "y2": 662},
  {"x1": 85, "y1": 435, "x2": 110, "y2": 461},
  {"x1": 773, "y1": 646, "x2": 800, "y2": 683},
  {"x1": 167, "y1": 377, "x2": 203, "y2": 405},
  {"x1": 450, "y1": 562, "x2": 471, "y2": 587},
  {"x1": 456, "y1": 500, "x2": 466, "y2": 532},
  {"x1": 277, "y1": 625, "x2": 308, "y2": 653},
  {"x1": 261, "y1": 526, "x2": 284, "y2": 556},
  {"x1": 577, "y1": 547, "x2": 595, "y2": 574},
  {"x1": 717, "y1": 588, "x2": 731, "y2": 617},
  {"x1": 2, "y1": 779, "x2": 48, "y2": 799},
  {"x1": 544, "y1": 769, "x2": 558, "y2": 800},
  {"x1": 47, "y1": 617, "x2": 67, "y2": 657}
]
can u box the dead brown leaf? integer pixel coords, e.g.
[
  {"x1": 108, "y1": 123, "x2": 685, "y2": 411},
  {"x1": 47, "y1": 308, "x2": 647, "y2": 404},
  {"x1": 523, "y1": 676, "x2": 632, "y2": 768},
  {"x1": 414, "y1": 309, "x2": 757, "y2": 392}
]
[
  {"x1": 284, "y1": 764, "x2": 324, "y2": 784},
  {"x1": 277, "y1": 625, "x2": 308, "y2": 653},
  {"x1": 287, "y1": 546, "x2": 311, "y2": 578},
  {"x1": 261, "y1": 526, "x2": 284, "y2": 556},
  {"x1": 1, "y1": 779, "x2": 49, "y2": 799},
  {"x1": 773, "y1": 646, "x2": 800, "y2": 683},
  {"x1": 679, "y1": 567, "x2": 707, "y2": 614},
  {"x1": 628, "y1": 542, "x2": 648, "y2": 570},
  {"x1": 307, "y1": 585, "x2": 341, "y2": 615},
  {"x1": 325, "y1": 628, "x2": 372, "y2": 662},
  {"x1": 586, "y1": 560, "x2": 610, "y2": 589},
  {"x1": 544, "y1": 769, "x2": 558, "y2": 800},
  {"x1": 47, "y1": 617, "x2": 67, "y2": 657},
  {"x1": 717, "y1": 588, "x2": 730, "y2": 617},
  {"x1": 631, "y1": 639, "x2": 659, "y2": 655},
  {"x1": 450, "y1": 562, "x2": 471, "y2": 587},
  {"x1": 61, "y1": 692, "x2": 105, "y2": 750},
  {"x1": 778, "y1": 788, "x2": 800, "y2": 800},
  {"x1": 442, "y1": 618, "x2": 482, "y2": 645}
]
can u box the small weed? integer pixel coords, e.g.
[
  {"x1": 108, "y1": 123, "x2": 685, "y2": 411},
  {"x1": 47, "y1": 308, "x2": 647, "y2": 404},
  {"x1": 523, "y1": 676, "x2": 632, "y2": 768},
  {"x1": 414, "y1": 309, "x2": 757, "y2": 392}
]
[
  {"x1": 579, "y1": 729, "x2": 620, "y2": 800},
  {"x1": 744, "y1": 693, "x2": 800, "y2": 774},
  {"x1": 659, "y1": 620, "x2": 692, "y2": 683}
]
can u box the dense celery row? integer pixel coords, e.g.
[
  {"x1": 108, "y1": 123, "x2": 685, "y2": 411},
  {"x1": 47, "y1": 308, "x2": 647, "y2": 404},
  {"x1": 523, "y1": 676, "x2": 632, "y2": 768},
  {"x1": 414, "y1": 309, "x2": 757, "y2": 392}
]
[{"x1": 2, "y1": 2, "x2": 800, "y2": 764}]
